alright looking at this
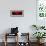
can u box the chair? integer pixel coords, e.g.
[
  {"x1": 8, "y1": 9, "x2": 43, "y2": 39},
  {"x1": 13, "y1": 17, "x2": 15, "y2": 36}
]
[
  {"x1": 18, "y1": 33, "x2": 30, "y2": 46},
  {"x1": 4, "y1": 27, "x2": 19, "y2": 46}
]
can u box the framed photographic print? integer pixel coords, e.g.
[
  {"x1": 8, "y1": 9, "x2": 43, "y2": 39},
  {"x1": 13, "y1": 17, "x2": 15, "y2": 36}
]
[{"x1": 10, "y1": 10, "x2": 24, "y2": 17}]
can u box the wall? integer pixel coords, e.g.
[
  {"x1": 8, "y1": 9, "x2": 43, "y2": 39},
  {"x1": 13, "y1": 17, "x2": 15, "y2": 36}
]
[{"x1": 0, "y1": 0, "x2": 36, "y2": 42}]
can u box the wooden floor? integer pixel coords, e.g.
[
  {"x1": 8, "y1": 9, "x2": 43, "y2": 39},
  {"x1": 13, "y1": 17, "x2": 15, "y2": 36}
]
[{"x1": 0, "y1": 42, "x2": 46, "y2": 46}]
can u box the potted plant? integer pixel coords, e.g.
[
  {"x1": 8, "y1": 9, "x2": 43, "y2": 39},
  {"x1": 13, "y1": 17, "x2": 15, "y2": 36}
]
[
  {"x1": 32, "y1": 25, "x2": 39, "y2": 30},
  {"x1": 40, "y1": 26, "x2": 45, "y2": 29},
  {"x1": 32, "y1": 24, "x2": 45, "y2": 30},
  {"x1": 33, "y1": 32, "x2": 46, "y2": 43}
]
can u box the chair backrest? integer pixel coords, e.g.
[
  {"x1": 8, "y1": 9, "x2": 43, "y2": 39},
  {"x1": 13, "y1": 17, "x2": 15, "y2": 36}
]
[{"x1": 11, "y1": 27, "x2": 18, "y2": 34}]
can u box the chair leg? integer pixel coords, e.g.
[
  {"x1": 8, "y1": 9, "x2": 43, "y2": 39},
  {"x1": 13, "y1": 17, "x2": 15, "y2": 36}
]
[
  {"x1": 15, "y1": 34, "x2": 18, "y2": 46},
  {"x1": 4, "y1": 33, "x2": 7, "y2": 46},
  {"x1": 17, "y1": 34, "x2": 18, "y2": 46},
  {"x1": 4, "y1": 41, "x2": 7, "y2": 46}
]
